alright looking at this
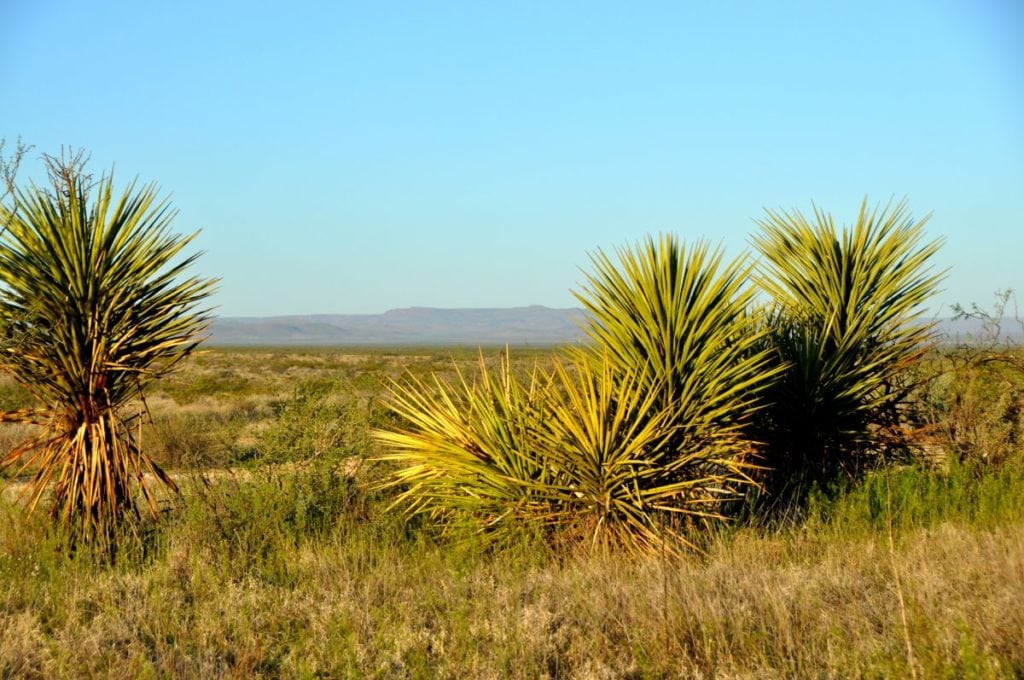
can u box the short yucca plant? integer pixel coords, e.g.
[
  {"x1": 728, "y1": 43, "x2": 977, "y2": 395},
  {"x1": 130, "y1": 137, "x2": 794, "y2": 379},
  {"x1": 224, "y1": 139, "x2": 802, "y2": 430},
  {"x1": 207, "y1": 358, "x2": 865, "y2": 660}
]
[
  {"x1": 751, "y1": 199, "x2": 943, "y2": 509},
  {"x1": 375, "y1": 353, "x2": 554, "y2": 546},
  {"x1": 0, "y1": 161, "x2": 215, "y2": 546},
  {"x1": 533, "y1": 356, "x2": 706, "y2": 555},
  {"x1": 574, "y1": 235, "x2": 780, "y2": 523},
  {"x1": 376, "y1": 352, "x2": 699, "y2": 556}
]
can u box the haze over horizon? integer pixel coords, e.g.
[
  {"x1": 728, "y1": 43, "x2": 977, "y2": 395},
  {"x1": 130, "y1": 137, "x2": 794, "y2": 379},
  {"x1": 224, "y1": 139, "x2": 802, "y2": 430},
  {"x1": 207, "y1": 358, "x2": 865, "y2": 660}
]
[
  {"x1": 207, "y1": 305, "x2": 1020, "y2": 347},
  {"x1": 4, "y1": 1, "x2": 1022, "y2": 317}
]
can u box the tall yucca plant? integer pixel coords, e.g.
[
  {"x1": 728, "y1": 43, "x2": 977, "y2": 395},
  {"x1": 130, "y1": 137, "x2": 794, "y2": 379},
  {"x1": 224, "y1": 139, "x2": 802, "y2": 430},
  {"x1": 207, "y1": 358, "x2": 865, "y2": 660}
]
[
  {"x1": 574, "y1": 235, "x2": 779, "y2": 514},
  {"x1": 751, "y1": 199, "x2": 943, "y2": 507},
  {"x1": 0, "y1": 162, "x2": 215, "y2": 545}
]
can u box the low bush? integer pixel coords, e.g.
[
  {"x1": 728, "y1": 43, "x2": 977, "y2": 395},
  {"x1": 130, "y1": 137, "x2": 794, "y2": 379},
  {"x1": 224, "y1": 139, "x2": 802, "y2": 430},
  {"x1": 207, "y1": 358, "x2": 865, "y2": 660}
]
[{"x1": 258, "y1": 379, "x2": 373, "y2": 466}]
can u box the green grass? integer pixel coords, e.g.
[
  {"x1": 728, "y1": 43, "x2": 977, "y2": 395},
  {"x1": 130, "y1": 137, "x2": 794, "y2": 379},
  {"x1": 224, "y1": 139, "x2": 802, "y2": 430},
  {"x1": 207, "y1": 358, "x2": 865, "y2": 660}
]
[
  {"x1": 0, "y1": 346, "x2": 1021, "y2": 677},
  {"x1": 806, "y1": 458, "x2": 1024, "y2": 534}
]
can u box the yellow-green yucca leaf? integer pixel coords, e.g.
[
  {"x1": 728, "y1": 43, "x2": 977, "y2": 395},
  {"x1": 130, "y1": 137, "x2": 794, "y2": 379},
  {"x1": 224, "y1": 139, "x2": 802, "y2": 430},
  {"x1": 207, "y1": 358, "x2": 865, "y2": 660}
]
[
  {"x1": 0, "y1": 170, "x2": 216, "y2": 546},
  {"x1": 575, "y1": 235, "x2": 779, "y2": 429},
  {"x1": 751, "y1": 198, "x2": 944, "y2": 497},
  {"x1": 373, "y1": 353, "x2": 554, "y2": 543},
  {"x1": 532, "y1": 356, "x2": 751, "y2": 556},
  {"x1": 573, "y1": 235, "x2": 779, "y2": 520}
]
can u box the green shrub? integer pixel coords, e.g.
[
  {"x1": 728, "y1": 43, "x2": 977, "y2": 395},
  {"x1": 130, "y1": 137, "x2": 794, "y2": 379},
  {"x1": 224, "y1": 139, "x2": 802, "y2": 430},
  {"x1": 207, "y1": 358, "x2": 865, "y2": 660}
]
[
  {"x1": 178, "y1": 465, "x2": 365, "y2": 584},
  {"x1": 258, "y1": 379, "x2": 371, "y2": 465},
  {"x1": 145, "y1": 411, "x2": 244, "y2": 469},
  {"x1": 921, "y1": 291, "x2": 1024, "y2": 467}
]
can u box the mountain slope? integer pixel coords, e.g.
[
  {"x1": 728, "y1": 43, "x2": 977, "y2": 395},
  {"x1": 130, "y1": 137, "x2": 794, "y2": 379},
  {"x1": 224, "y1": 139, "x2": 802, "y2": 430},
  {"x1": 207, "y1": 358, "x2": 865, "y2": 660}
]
[
  {"x1": 208, "y1": 308, "x2": 1022, "y2": 347},
  {"x1": 209, "y1": 306, "x2": 588, "y2": 346}
]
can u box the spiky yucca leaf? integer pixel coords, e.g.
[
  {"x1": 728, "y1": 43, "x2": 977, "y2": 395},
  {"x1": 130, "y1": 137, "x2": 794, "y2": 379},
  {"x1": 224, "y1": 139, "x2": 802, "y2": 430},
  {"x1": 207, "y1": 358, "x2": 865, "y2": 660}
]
[
  {"x1": 751, "y1": 199, "x2": 943, "y2": 501},
  {"x1": 374, "y1": 353, "x2": 553, "y2": 544},
  {"x1": 533, "y1": 356, "x2": 751, "y2": 555},
  {"x1": 0, "y1": 170, "x2": 215, "y2": 545},
  {"x1": 573, "y1": 235, "x2": 778, "y2": 515},
  {"x1": 576, "y1": 236, "x2": 777, "y2": 430}
]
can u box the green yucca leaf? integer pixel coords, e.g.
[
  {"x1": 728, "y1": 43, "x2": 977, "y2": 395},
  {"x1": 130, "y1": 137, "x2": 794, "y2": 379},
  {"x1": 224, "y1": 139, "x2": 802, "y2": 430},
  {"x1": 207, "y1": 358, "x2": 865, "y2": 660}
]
[
  {"x1": 374, "y1": 352, "x2": 554, "y2": 545},
  {"x1": 751, "y1": 198, "x2": 944, "y2": 503},
  {"x1": 0, "y1": 168, "x2": 215, "y2": 546},
  {"x1": 572, "y1": 235, "x2": 778, "y2": 534}
]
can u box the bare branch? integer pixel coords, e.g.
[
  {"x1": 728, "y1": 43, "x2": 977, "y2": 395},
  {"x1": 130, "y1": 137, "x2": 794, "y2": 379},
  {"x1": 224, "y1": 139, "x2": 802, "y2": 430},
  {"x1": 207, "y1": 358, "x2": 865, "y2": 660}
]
[
  {"x1": 41, "y1": 146, "x2": 95, "y2": 200},
  {"x1": 0, "y1": 136, "x2": 35, "y2": 220}
]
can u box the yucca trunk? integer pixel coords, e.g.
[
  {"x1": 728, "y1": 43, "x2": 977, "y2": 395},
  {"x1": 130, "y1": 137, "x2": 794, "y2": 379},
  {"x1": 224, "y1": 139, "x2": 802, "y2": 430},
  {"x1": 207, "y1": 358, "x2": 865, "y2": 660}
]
[{"x1": 45, "y1": 410, "x2": 173, "y2": 538}]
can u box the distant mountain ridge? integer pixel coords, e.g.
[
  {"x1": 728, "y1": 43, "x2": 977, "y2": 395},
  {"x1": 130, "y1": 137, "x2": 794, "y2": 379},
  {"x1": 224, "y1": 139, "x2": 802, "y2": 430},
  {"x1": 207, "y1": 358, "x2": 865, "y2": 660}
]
[
  {"x1": 208, "y1": 307, "x2": 1023, "y2": 347},
  {"x1": 209, "y1": 306, "x2": 589, "y2": 346}
]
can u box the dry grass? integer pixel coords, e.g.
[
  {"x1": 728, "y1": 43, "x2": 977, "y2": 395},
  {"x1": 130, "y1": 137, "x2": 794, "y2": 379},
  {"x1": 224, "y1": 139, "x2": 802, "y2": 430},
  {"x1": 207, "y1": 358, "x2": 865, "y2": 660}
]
[
  {"x1": 0, "y1": 347, "x2": 1021, "y2": 677},
  {"x1": 0, "y1": 495, "x2": 1020, "y2": 678}
]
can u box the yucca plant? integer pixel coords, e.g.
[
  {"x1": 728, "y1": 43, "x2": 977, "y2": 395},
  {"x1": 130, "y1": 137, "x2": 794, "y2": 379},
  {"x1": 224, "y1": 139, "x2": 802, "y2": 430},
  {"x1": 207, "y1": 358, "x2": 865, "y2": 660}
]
[
  {"x1": 377, "y1": 351, "x2": 709, "y2": 555},
  {"x1": 375, "y1": 353, "x2": 554, "y2": 545},
  {"x1": 573, "y1": 235, "x2": 780, "y2": 521},
  {"x1": 0, "y1": 161, "x2": 215, "y2": 546},
  {"x1": 533, "y1": 356, "x2": 723, "y2": 555},
  {"x1": 751, "y1": 199, "x2": 943, "y2": 509}
]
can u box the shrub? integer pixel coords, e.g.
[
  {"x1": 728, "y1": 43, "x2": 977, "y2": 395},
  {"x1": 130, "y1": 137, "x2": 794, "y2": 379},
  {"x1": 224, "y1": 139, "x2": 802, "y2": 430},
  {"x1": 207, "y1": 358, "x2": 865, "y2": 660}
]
[
  {"x1": 146, "y1": 411, "x2": 241, "y2": 469},
  {"x1": 922, "y1": 290, "x2": 1024, "y2": 468},
  {"x1": 258, "y1": 379, "x2": 373, "y2": 466}
]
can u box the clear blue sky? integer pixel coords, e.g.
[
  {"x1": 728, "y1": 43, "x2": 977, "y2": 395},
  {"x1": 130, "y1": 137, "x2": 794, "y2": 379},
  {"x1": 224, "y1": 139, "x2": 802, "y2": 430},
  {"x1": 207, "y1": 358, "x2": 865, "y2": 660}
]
[{"x1": 3, "y1": 1, "x2": 1022, "y2": 316}]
